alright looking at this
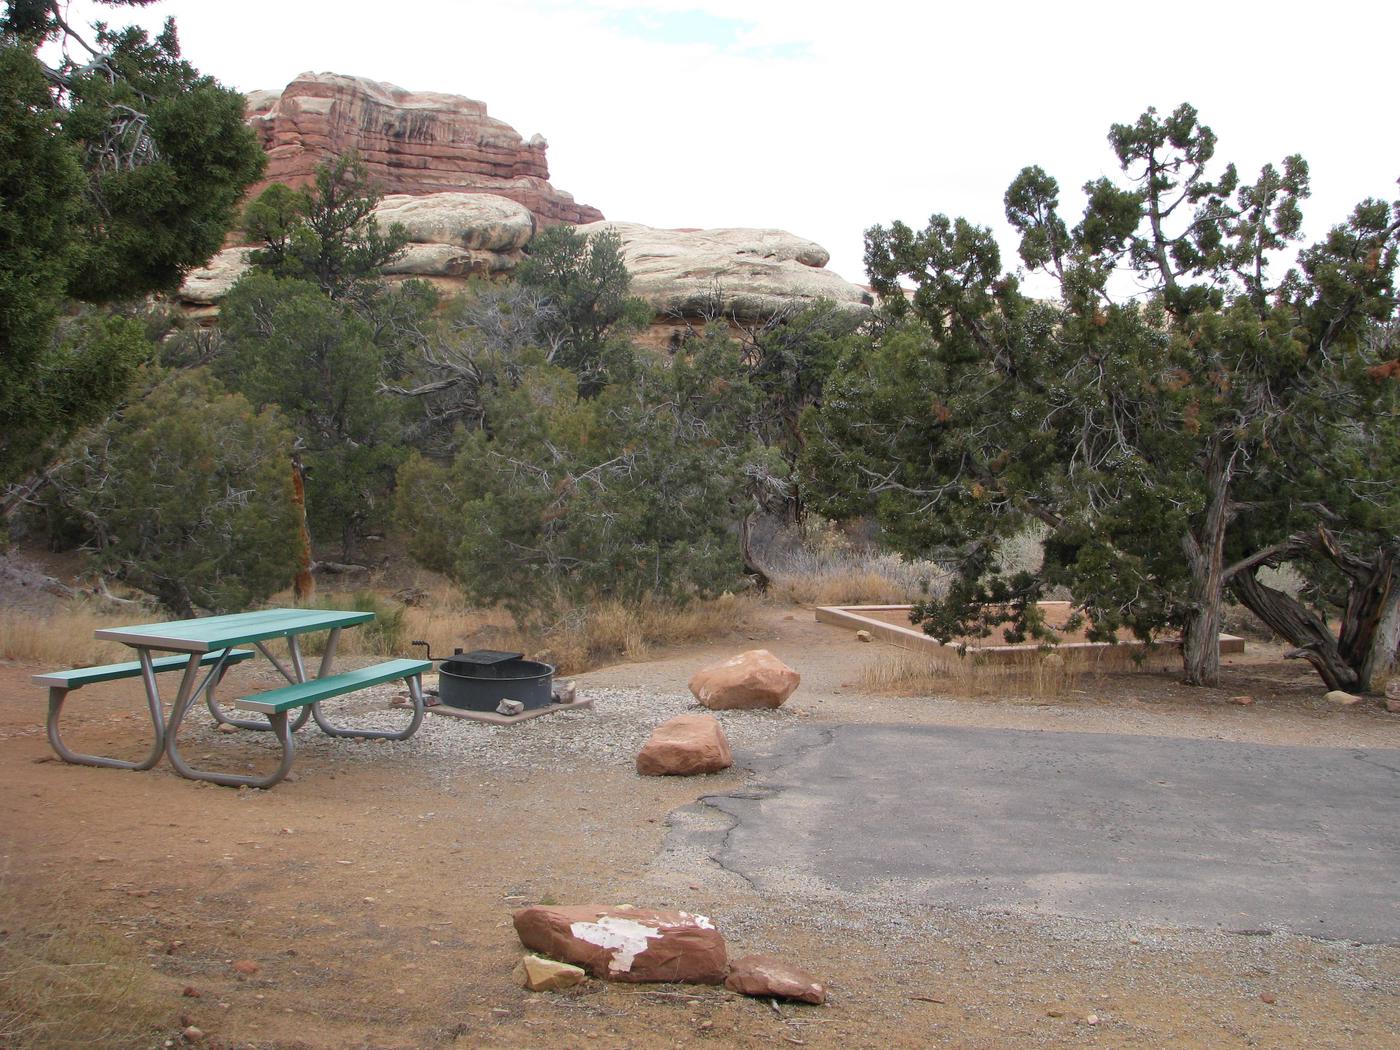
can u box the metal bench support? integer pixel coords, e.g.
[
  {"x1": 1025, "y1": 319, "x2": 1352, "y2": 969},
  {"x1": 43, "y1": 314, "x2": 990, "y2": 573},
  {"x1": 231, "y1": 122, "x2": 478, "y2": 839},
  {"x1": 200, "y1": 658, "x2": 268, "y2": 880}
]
[
  {"x1": 165, "y1": 653, "x2": 298, "y2": 789},
  {"x1": 45, "y1": 671, "x2": 164, "y2": 771},
  {"x1": 43, "y1": 649, "x2": 240, "y2": 771},
  {"x1": 312, "y1": 673, "x2": 425, "y2": 741}
]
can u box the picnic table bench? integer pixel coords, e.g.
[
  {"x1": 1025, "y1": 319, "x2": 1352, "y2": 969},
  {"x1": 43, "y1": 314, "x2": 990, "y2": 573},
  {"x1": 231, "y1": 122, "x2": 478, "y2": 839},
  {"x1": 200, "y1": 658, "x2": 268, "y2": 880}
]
[{"x1": 32, "y1": 609, "x2": 430, "y2": 789}]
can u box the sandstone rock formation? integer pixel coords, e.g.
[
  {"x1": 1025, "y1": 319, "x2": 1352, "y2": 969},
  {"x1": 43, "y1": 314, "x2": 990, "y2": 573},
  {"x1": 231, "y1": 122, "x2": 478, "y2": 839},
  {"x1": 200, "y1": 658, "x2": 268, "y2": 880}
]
[
  {"x1": 179, "y1": 247, "x2": 254, "y2": 306},
  {"x1": 246, "y1": 73, "x2": 601, "y2": 225},
  {"x1": 374, "y1": 193, "x2": 534, "y2": 250},
  {"x1": 636, "y1": 714, "x2": 733, "y2": 776},
  {"x1": 724, "y1": 954, "x2": 828, "y2": 1004},
  {"x1": 689, "y1": 649, "x2": 800, "y2": 710},
  {"x1": 513, "y1": 905, "x2": 727, "y2": 984},
  {"x1": 177, "y1": 192, "x2": 534, "y2": 301},
  {"x1": 176, "y1": 73, "x2": 875, "y2": 330},
  {"x1": 376, "y1": 192, "x2": 534, "y2": 278},
  {"x1": 576, "y1": 221, "x2": 872, "y2": 321}
]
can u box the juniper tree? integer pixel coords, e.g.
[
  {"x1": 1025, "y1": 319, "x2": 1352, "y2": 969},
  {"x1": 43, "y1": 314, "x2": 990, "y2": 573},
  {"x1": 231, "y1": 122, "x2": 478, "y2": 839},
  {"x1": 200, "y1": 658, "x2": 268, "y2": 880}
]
[
  {"x1": 216, "y1": 273, "x2": 408, "y2": 559},
  {"x1": 52, "y1": 370, "x2": 301, "y2": 615},
  {"x1": 0, "y1": 1, "x2": 263, "y2": 482},
  {"x1": 805, "y1": 104, "x2": 1399, "y2": 688},
  {"x1": 243, "y1": 153, "x2": 407, "y2": 307},
  {"x1": 516, "y1": 225, "x2": 650, "y2": 396},
  {"x1": 395, "y1": 336, "x2": 767, "y2": 623}
]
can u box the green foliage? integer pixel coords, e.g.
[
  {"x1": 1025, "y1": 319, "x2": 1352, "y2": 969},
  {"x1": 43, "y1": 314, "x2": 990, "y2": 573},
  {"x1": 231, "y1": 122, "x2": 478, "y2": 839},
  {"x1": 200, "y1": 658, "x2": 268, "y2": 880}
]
[
  {"x1": 740, "y1": 301, "x2": 865, "y2": 502},
  {"x1": 243, "y1": 153, "x2": 407, "y2": 304},
  {"x1": 52, "y1": 370, "x2": 301, "y2": 615},
  {"x1": 216, "y1": 272, "x2": 408, "y2": 555},
  {"x1": 0, "y1": 44, "x2": 82, "y2": 361},
  {"x1": 0, "y1": 4, "x2": 263, "y2": 484},
  {"x1": 516, "y1": 224, "x2": 650, "y2": 395},
  {"x1": 1, "y1": 306, "x2": 152, "y2": 482},
  {"x1": 396, "y1": 343, "x2": 762, "y2": 623},
  {"x1": 808, "y1": 103, "x2": 1400, "y2": 687}
]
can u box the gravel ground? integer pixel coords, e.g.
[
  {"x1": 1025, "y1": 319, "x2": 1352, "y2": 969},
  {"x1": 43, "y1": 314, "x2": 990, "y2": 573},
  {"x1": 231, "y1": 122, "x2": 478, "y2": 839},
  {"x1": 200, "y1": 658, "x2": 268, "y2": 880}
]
[{"x1": 185, "y1": 678, "x2": 801, "y2": 787}]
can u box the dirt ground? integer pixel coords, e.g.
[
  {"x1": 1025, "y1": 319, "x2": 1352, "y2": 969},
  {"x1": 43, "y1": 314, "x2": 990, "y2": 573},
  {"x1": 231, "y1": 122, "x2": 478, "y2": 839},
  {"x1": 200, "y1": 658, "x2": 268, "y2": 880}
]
[{"x1": 3, "y1": 606, "x2": 1399, "y2": 1049}]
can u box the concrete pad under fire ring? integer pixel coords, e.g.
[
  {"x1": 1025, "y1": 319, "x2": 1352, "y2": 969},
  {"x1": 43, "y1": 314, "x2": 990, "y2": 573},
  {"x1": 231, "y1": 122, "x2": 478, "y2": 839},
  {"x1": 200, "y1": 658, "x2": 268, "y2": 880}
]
[{"x1": 667, "y1": 724, "x2": 1400, "y2": 943}]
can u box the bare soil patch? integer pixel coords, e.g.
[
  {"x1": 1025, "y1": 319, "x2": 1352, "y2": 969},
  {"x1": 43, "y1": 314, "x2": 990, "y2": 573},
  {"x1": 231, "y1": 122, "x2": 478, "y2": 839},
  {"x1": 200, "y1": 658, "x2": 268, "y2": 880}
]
[{"x1": 3, "y1": 605, "x2": 1398, "y2": 1048}]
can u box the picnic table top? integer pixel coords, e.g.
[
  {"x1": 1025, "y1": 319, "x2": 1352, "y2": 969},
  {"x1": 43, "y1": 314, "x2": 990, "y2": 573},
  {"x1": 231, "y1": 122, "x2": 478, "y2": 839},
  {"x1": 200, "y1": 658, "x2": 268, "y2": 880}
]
[{"x1": 92, "y1": 608, "x2": 375, "y2": 653}]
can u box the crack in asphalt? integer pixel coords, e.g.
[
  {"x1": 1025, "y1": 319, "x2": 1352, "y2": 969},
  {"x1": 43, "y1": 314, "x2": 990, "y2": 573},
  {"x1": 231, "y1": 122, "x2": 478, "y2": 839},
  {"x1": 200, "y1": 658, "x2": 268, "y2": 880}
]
[{"x1": 665, "y1": 723, "x2": 837, "y2": 891}]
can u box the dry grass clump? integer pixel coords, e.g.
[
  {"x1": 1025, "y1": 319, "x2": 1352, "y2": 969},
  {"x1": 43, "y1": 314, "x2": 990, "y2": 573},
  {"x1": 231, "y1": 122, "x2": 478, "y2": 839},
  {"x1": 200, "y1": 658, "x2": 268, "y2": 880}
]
[
  {"x1": 0, "y1": 604, "x2": 148, "y2": 667},
  {"x1": 762, "y1": 519, "x2": 948, "y2": 606},
  {"x1": 856, "y1": 644, "x2": 1083, "y2": 700},
  {"x1": 0, "y1": 887, "x2": 169, "y2": 1049},
  {"x1": 529, "y1": 592, "x2": 753, "y2": 674},
  {"x1": 310, "y1": 581, "x2": 751, "y2": 675}
]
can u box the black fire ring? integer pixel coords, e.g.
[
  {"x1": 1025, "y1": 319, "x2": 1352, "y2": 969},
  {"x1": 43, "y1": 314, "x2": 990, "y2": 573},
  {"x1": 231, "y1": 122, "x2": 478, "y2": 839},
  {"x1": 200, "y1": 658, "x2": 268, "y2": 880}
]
[{"x1": 432, "y1": 649, "x2": 555, "y2": 712}]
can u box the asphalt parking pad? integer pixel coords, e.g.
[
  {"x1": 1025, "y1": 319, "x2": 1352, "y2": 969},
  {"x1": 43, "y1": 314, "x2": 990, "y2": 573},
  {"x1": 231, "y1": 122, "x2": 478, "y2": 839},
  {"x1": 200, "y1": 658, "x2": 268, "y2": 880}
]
[{"x1": 690, "y1": 724, "x2": 1400, "y2": 942}]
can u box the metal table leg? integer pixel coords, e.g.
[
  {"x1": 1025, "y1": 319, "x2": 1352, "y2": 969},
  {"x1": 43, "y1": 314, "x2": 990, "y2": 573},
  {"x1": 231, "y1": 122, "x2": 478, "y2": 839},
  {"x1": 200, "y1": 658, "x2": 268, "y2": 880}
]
[
  {"x1": 167, "y1": 707, "x2": 296, "y2": 789},
  {"x1": 206, "y1": 637, "x2": 315, "y2": 733},
  {"x1": 165, "y1": 653, "x2": 297, "y2": 788}
]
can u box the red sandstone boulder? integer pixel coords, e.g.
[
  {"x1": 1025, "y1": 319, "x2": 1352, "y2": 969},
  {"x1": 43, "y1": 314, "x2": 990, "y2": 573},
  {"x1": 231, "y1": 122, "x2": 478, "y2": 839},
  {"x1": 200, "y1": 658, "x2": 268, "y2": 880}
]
[
  {"x1": 513, "y1": 905, "x2": 726, "y2": 984},
  {"x1": 636, "y1": 714, "x2": 732, "y2": 776},
  {"x1": 689, "y1": 650, "x2": 800, "y2": 710},
  {"x1": 724, "y1": 954, "x2": 827, "y2": 1004}
]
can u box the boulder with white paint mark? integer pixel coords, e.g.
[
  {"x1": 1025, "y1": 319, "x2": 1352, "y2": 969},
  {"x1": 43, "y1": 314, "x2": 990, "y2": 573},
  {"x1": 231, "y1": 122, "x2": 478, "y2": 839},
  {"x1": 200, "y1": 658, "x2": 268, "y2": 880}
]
[
  {"x1": 689, "y1": 649, "x2": 800, "y2": 710},
  {"x1": 512, "y1": 905, "x2": 727, "y2": 984}
]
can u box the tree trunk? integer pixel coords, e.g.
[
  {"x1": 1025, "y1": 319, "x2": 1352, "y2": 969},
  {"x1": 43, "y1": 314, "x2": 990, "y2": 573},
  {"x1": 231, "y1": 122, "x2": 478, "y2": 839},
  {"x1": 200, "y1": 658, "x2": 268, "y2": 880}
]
[
  {"x1": 1229, "y1": 537, "x2": 1396, "y2": 694},
  {"x1": 1231, "y1": 570, "x2": 1358, "y2": 691},
  {"x1": 1364, "y1": 585, "x2": 1400, "y2": 689},
  {"x1": 290, "y1": 453, "x2": 315, "y2": 603},
  {"x1": 1332, "y1": 542, "x2": 1396, "y2": 691},
  {"x1": 1180, "y1": 572, "x2": 1224, "y2": 686},
  {"x1": 1179, "y1": 448, "x2": 1233, "y2": 686},
  {"x1": 740, "y1": 512, "x2": 771, "y2": 593}
]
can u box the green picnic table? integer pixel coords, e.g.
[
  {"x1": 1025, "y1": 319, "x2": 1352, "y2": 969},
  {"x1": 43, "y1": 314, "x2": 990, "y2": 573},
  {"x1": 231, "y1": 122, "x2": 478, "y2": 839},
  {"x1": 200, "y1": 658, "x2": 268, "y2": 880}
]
[{"x1": 33, "y1": 608, "x2": 430, "y2": 788}]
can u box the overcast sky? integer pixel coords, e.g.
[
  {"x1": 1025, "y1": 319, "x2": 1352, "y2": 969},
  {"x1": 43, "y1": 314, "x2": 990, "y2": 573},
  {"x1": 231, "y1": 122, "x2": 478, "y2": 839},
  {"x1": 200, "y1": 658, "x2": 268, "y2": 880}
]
[{"x1": 61, "y1": 0, "x2": 1400, "y2": 288}]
